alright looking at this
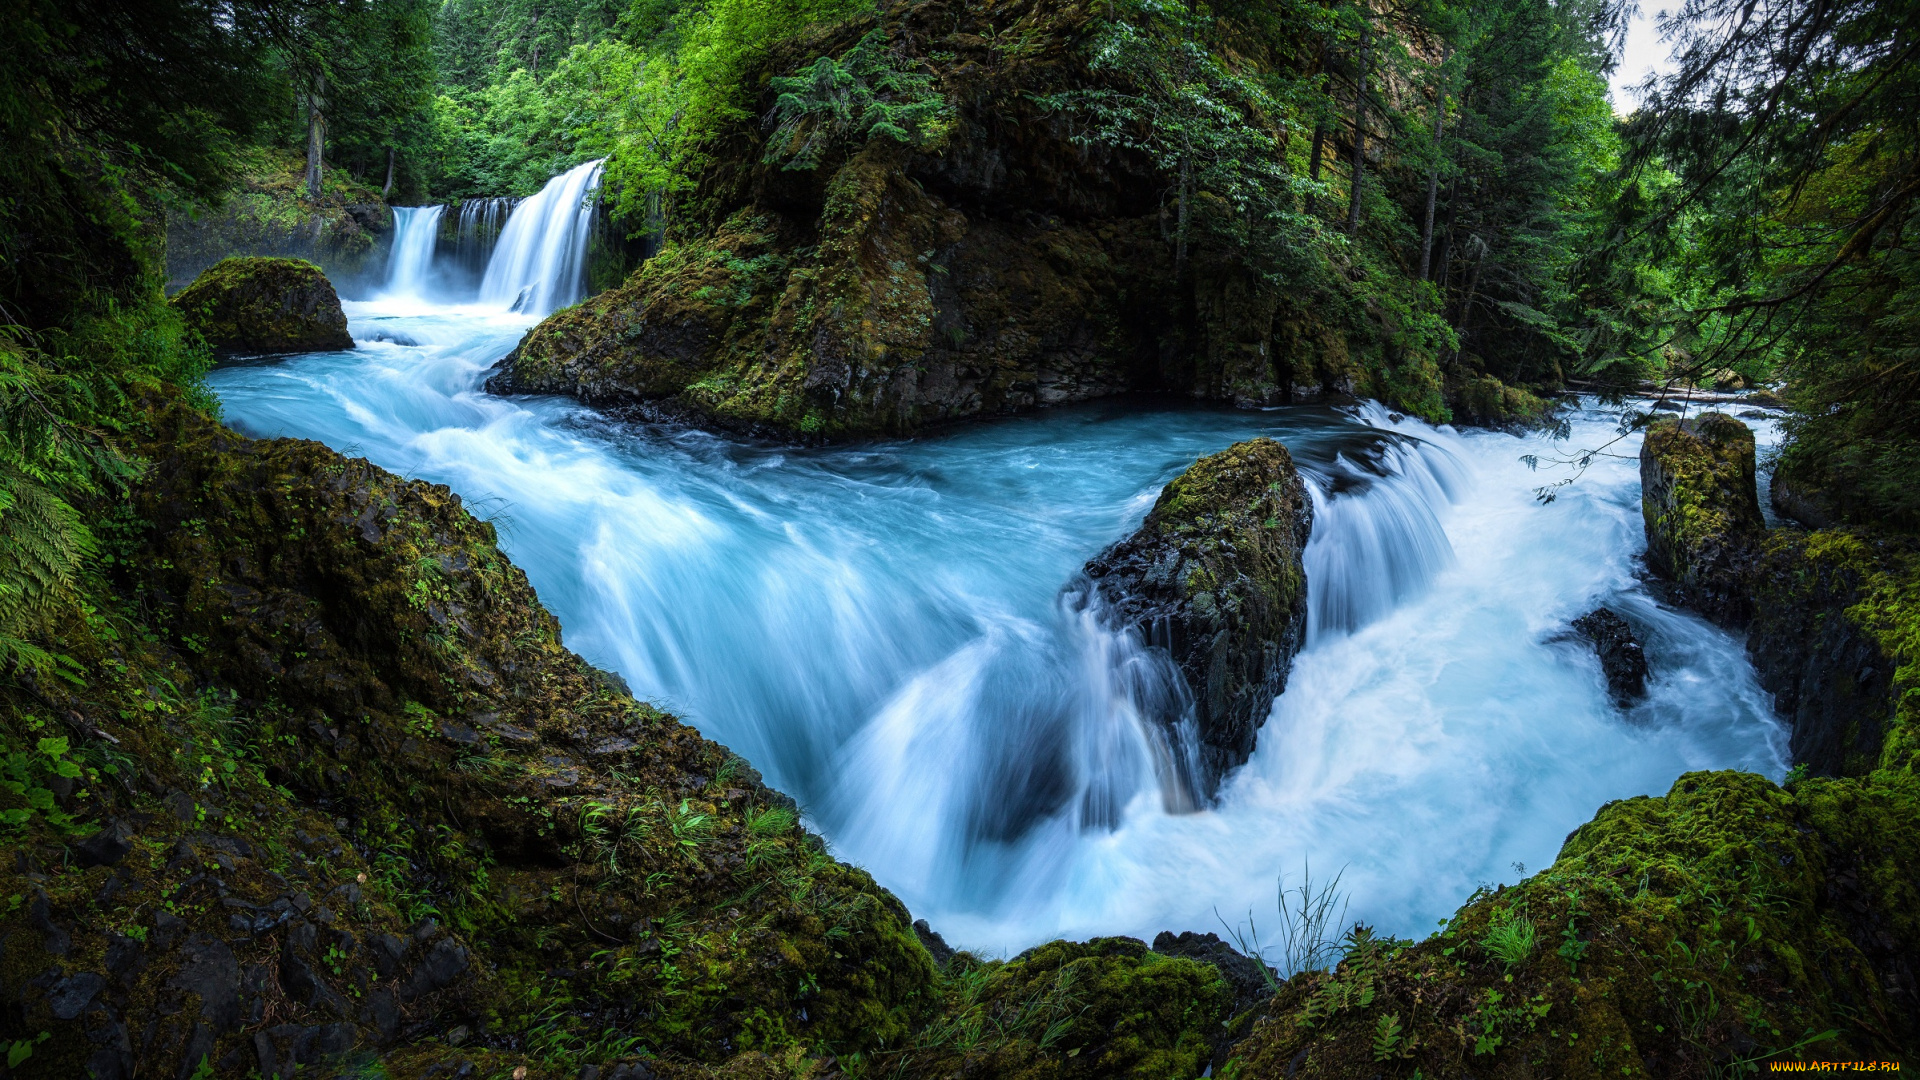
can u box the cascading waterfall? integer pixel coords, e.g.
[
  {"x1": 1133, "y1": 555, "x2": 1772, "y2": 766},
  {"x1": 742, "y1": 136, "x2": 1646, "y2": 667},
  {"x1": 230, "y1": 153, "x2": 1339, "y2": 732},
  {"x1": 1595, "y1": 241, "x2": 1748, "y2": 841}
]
[
  {"x1": 454, "y1": 197, "x2": 516, "y2": 290},
  {"x1": 383, "y1": 205, "x2": 445, "y2": 297},
  {"x1": 210, "y1": 246, "x2": 1791, "y2": 954},
  {"x1": 478, "y1": 159, "x2": 604, "y2": 314}
]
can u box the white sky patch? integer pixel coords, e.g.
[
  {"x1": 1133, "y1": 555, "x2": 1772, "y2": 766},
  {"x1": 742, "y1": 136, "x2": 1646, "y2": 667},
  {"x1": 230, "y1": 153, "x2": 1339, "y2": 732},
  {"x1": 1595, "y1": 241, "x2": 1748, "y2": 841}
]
[{"x1": 1610, "y1": 5, "x2": 1676, "y2": 114}]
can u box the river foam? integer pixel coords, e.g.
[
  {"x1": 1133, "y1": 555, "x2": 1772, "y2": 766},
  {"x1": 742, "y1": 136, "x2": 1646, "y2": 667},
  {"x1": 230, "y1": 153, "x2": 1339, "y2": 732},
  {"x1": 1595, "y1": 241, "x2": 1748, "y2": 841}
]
[{"x1": 210, "y1": 298, "x2": 1787, "y2": 958}]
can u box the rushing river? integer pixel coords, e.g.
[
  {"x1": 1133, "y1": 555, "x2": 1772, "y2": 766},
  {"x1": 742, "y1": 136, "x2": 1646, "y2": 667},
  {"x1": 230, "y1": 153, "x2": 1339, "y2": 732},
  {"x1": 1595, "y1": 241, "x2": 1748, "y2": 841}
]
[{"x1": 206, "y1": 170, "x2": 1787, "y2": 956}]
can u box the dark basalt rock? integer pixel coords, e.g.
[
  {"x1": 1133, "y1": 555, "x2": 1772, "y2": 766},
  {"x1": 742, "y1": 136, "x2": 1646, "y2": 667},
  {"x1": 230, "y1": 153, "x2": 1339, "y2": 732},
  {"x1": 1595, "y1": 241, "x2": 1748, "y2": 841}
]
[
  {"x1": 1151, "y1": 930, "x2": 1276, "y2": 1019},
  {"x1": 1639, "y1": 412, "x2": 1765, "y2": 627},
  {"x1": 169, "y1": 256, "x2": 353, "y2": 354},
  {"x1": 1084, "y1": 438, "x2": 1312, "y2": 798},
  {"x1": 1572, "y1": 607, "x2": 1648, "y2": 704}
]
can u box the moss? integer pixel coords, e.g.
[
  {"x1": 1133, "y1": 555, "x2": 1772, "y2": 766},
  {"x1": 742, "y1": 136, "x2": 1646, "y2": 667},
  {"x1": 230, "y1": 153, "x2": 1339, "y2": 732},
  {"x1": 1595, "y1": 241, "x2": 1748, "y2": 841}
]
[
  {"x1": 169, "y1": 256, "x2": 354, "y2": 354},
  {"x1": 1086, "y1": 439, "x2": 1313, "y2": 793},
  {"x1": 1228, "y1": 770, "x2": 1920, "y2": 1077},
  {"x1": 876, "y1": 938, "x2": 1231, "y2": 1080},
  {"x1": 1639, "y1": 413, "x2": 1766, "y2": 626},
  {"x1": 1450, "y1": 373, "x2": 1552, "y2": 428}
]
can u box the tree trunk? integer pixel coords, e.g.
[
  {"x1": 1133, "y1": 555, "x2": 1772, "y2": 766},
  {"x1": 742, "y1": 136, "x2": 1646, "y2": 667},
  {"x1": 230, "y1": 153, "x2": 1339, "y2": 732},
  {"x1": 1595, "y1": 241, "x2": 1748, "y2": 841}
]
[
  {"x1": 1454, "y1": 241, "x2": 1485, "y2": 365},
  {"x1": 1419, "y1": 45, "x2": 1453, "y2": 281},
  {"x1": 1305, "y1": 34, "x2": 1331, "y2": 219},
  {"x1": 382, "y1": 147, "x2": 396, "y2": 200},
  {"x1": 1347, "y1": 13, "x2": 1372, "y2": 237},
  {"x1": 1176, "y1": 155, "x2": 1190, "y2": 269},
  {"x1": 304, "y1": 73, "x2": 327, "y2": 202}
]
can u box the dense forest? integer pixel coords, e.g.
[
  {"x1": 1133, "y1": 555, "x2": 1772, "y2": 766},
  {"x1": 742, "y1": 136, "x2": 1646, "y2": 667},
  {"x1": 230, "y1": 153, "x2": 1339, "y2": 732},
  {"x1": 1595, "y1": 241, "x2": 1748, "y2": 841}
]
[{"x1": 3, "y1": 0, "x2": 1919, "y2": 1076}]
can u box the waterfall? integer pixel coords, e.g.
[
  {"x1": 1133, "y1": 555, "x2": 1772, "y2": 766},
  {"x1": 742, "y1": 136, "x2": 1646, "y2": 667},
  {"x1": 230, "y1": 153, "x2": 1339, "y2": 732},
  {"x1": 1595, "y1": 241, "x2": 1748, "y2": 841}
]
[
  {"x1": 479, "y1": 159, "x2": 604, "y2": 315},
  {"x1": 454, "y1": 197, "x2": 516, "y2": 290},
  {"x1": 1300, "y1": 425, "x2": 1468, "y2": 638},
  {"x1": 384, "y1": 205, "x2": 445, "y2": 297}
]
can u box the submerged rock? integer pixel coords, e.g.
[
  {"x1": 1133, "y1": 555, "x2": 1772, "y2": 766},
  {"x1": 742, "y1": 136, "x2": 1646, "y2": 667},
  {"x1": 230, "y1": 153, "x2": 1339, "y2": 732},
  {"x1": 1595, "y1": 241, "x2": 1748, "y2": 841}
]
[
  {"x1": 1639, "y1": 412, "x2": 1765, "y2": 626},
  {"x1": 1571, "y1": 607, "x2": 1648, "y2": 704},
  {"x1": 1084, "y1": 438, "x2": 1312, "y2": 798},
  {"x1": 169, "y1": 256, "x2": 353, "y2": 353}
]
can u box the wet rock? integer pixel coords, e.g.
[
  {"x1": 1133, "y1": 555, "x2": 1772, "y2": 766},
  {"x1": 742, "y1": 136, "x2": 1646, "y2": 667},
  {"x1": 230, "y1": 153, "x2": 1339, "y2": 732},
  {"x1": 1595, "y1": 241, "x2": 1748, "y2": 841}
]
[
  {"x1": 1745, "y1": 529, "x2": 1912, "y2": 776},
  {"x1": 1571, "y1": 608, "x2": 1648, "y2": 704},
  {"x1": 1084, "y1": 438, "x2": 1313, "y2": 798},
  {"x1": 166, "y1": 934, "x2": 241, "y2": 1030},
  {"x1": 47, "y1": 971, "x2": 106, "y2": 1019},
  {"x1": 913, "y1": 919, "x2": 954, "y2": 969},
  {"x1": 1639, "y1": 413, "x2": 1765, "y2": 627},
  {"x1": 399, "y1": 939, "x2": 469, "y2": 1002},
  {"x1": 168, "y1": 256, "x2": 353, "y2": 354}
]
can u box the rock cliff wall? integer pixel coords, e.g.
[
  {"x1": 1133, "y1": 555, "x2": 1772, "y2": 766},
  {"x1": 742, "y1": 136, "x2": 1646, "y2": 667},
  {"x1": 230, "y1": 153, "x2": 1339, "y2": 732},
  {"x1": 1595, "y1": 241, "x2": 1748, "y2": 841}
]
[{"x1": 485, "y1": 0, "x2": 1417, "y2": 441}]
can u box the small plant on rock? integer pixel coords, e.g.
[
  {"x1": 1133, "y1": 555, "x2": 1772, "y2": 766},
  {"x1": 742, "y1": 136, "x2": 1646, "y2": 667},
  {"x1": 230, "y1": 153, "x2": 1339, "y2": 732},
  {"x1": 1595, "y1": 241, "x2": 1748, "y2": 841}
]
[{"x1": 1482, "y1": 910, "x2": 1537, "y2": 965}]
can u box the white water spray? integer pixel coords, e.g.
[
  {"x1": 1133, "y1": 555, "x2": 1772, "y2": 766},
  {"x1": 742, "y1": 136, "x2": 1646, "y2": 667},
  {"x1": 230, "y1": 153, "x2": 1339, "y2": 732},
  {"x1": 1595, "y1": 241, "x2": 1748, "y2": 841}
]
[{"x1": 479, "y1": 159, "x2": 604, "y2": 314}]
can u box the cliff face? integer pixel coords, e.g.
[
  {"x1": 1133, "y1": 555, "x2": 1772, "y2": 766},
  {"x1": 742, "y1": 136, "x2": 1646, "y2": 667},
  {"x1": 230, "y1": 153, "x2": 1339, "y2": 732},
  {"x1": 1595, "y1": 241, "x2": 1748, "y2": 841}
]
[
  {"x1": 486, "y1": 0, "x2": 1425, "y2": 440},
  {"x1": 1083, "y1": 438, "x2": 1313, "y2": 799},
  {"x1": 1638, "y1": 412, "x2": 1918, "y2": 780},
  {"x1": 165, "y1": 152, "x2": 392, "y2": 296}
]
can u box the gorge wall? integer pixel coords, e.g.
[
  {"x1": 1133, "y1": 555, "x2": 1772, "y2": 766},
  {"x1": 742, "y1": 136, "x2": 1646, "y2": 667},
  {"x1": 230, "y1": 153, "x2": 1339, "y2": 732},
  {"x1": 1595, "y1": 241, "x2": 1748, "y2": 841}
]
[{"x1": 485, "y1": 0, "x2": 1453, "y2": 441}]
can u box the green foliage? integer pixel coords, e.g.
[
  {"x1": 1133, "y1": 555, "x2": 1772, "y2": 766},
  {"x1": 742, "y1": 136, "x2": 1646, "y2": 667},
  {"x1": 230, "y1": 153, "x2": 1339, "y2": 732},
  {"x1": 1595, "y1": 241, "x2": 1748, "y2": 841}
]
[
  {"x1": 765, "y1": 29, "x2": 955, "y2": 171},
  {"x1": 1480, "y1": 909, "x2": 1537, "y2": 965},
  {"x1": 0, "y1": 722, "x2": 87, "y2": 833},
  {"x1": 1613, "y1": 0, "x2": 1920, "y2": 527}
]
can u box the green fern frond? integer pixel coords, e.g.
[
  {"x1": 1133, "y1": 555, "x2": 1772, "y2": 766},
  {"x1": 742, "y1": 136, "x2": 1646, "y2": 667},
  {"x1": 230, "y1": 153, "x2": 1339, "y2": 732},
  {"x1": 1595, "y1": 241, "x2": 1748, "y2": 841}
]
[{"x1": 0, "y1": 466, "x2": 94, "y2": 638}]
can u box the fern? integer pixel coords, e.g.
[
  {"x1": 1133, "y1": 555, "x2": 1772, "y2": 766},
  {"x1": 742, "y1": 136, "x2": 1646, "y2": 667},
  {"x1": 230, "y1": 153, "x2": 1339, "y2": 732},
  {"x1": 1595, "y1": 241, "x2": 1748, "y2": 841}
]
[
  {"x1": 764, "y1": 29, "x2": 955, "y2": 170},
  {"x1": 0, "y1": 324, "x2": 153, "y2": 674},
  {"x1": 0, "y1": 467, "x2": 93, "y2": 671}
]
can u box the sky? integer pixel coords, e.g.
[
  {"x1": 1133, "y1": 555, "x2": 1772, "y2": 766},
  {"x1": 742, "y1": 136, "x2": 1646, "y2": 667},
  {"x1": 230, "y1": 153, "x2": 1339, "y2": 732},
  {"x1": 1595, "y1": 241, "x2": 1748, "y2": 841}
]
[{"x1": 1609, "y1": 4, "x2": 1676, "y2": 113}]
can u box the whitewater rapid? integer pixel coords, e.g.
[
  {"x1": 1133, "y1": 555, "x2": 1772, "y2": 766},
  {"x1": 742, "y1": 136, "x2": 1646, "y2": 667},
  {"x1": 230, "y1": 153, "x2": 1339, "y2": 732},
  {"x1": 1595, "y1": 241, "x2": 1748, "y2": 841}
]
[
  {"x1": 208, "y1": 296, "x2": 1787, "y2": 956},
  {"x1": 208, "y1": 165, "x2": 1785, "y2": 955}
]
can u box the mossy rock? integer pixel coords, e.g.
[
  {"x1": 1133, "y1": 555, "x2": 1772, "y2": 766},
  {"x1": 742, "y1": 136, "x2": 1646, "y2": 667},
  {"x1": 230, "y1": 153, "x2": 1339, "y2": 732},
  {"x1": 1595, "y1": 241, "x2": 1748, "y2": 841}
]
[
  {"x1": 1228, "y1": 769, "x2": 1920, "y2": 1076},
  {"x1": 1639, "y1": 412, "x2": 1765, "y2": 626},
  {"x1": 1749, "y1": 527, "x2": 1920, "y2": 777},
  {"x1": 1084, "y1": 438, "x2": 1313, "y2": 797},
  {"x1": 487, "y1": 0, "x2": 1447, "y2": 440},
  {"x1": 1, "y1": 401, "x2": 940, "y2": 1078},
  {"x1": 169, "y1": 256, "x2": 353, "y2": 354},
  {"x1": 1450, "y1": 373, "x2": 1552, "y2": 428}
]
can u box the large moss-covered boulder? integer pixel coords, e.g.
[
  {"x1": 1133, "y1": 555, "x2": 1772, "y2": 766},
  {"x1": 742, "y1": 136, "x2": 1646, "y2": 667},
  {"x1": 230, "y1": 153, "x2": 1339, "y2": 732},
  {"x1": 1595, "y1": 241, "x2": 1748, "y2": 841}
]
[
  {"x1": 1083, "y1": 438, "x2": 1312, "y2": 798},
  {"x1": 485, "y1": 0, "x2": 1433, "y2": 439},
  {"x1": 1227, "y1": 769, "x2": 1920, "y2": 1076},
  {"x1": 1639, "y1": 412, "x2": 1765, "y2": 626},
  {"x1": 169, "y1": 256, "x2": 353, "y2": 354}
]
